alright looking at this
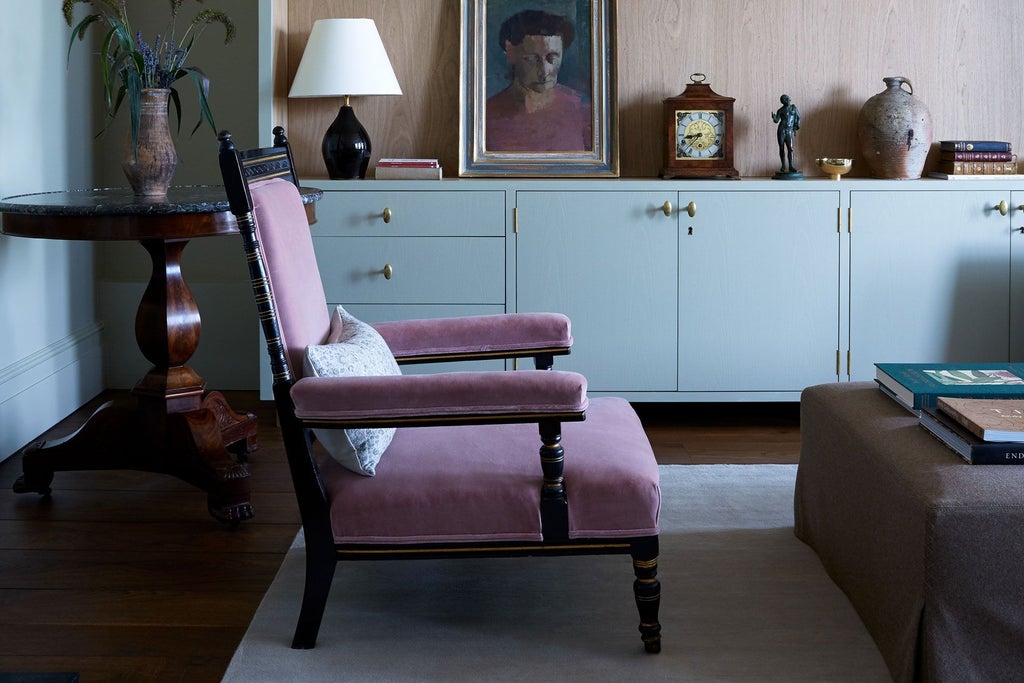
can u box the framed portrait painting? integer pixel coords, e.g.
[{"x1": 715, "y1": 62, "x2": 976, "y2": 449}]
[{"x1": 459, "y1": 0, "x2": 618, "y2": 177}]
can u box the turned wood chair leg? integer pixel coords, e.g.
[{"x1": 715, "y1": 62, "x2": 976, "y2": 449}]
[
  {"x1": 631, "y1": 537, "x2": 662, "y2": 654},
  {"x1": 538, "y1": 420, "x2": 569, "y2": 541}
]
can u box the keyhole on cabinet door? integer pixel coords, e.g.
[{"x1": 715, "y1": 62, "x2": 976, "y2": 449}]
[{"x1": 687, "y1": 226, "x2": 693, "y2": 235}]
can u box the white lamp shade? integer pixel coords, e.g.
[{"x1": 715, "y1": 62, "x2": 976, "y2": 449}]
[{"x1": 288, "y1": 18, "x2": 402, "y2": 98}]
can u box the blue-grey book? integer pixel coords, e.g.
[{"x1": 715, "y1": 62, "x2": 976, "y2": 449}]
[{"x1": 875, "y1": 362, "x2": 1024, "y2": 411}]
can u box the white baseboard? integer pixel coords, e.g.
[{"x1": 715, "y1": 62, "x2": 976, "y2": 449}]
[{"x1": 0, "y1": 322, "x2": 104, "y2": 460}]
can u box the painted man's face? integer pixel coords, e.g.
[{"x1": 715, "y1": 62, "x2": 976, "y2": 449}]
[{"x1": 505, "y1": 34, "x2": 563, "y2": 94}]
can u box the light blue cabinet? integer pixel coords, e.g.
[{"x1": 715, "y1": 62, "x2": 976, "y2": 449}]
[
  {"x1": 515, "y1": 190, "x2": 679, "y2": 392},
  {"x1": 676, "y1": 190, "x2": 841, "y2": 393},
  {"x1": 262, "y1": 178, "x2": 1024, "y2": 401},
  {"x1": 258, "y1": 186, "x2": 508, "y2": 398},
  {"x1": 515, "y1": 188, "x2": 841, "y2": 399},
  {"x1": 848, "y1": 189, "x2": 1015, "y2": 380}
]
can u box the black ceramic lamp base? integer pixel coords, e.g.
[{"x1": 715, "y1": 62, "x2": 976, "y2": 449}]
[{"x1": 322, "y1": 104, "x2": 371, "y2": 179}]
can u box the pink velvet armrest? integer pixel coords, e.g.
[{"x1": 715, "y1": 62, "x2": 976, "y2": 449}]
[
  {"x1": 372, "y1": 313, "x2": 572, "y2": 362},
  {"x1": 290, "y1": 369, "x2": 588, "y2": 425}
]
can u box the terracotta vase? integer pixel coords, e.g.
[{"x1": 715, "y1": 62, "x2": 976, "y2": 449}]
[
  {"x1": 857, "y1": 76, "x2": 933, "y2": 179},
  {"x1": 121, "y1": 88, "x2": 178, "y2": 197}
]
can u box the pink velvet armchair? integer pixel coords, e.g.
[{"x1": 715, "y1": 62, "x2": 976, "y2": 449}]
[{"x1": 217, "y1": 128, "x2": 662, "y2": 653}]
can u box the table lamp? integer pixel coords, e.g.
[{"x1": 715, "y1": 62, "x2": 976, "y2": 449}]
[{"x1": 288, "y1": 18, "x2": 402, "y2": 179}]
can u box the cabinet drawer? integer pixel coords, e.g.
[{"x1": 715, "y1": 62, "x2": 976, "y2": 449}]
[
  {"x1": 314, "y1": 236, "x2": 504, "y2": 304},
  {"x1": 314, "y1": 190, "x2": 505, "y2": 237}
]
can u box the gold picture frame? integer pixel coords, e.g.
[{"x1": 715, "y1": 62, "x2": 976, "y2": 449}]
[{"x1": 459, "y1": 0, "x2": 618, "y2": 177}]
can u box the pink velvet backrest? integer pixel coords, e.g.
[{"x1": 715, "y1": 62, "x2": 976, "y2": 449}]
[{"x1": 250, "y1": 178, "x2": 330, "y2": 377}]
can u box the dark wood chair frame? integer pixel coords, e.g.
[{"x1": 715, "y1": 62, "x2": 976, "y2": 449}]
[{"x1": 217, "y1": 127, "x2": 662, "y2": 653}]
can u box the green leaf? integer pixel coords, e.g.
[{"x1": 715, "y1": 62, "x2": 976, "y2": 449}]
[{"x1": 182, "y1": 66, "x2": 216, "y2": 135}]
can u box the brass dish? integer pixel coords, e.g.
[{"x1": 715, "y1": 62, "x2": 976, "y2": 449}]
[{"x1": 816, "y1": 157, "x2": 853, "y2": 180}]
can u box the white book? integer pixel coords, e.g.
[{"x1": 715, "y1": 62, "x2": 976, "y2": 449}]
[{"x1": 374, "y1": 165, "x2": 443, "y2": 180}]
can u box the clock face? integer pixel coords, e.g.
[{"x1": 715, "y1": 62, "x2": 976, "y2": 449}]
[{"x1": 675, "y1": 110, "x2": 725, "y2": 160}]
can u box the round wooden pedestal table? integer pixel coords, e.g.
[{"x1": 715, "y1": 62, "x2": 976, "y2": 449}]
[{"x1": 0, "y1": 185, "x2": 321, "y2": 524}]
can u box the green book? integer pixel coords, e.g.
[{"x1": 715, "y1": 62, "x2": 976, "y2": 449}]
[{"x1": 874, "y1": 362, "x2": 1024, "y2": 411}]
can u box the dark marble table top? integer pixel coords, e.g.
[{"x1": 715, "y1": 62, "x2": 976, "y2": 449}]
[
  {"x1": 0, "y1": 185, "x2": 321, "y2": 216},
  {"x1": 0, "y1": 185, "x2": 322, "y2": 241}
]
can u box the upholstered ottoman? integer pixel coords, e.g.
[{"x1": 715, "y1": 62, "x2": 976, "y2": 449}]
[{"x1": 795, "y1": 382, "x2": 1024, "y2": 682}]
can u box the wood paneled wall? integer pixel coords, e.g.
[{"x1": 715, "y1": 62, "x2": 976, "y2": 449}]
[{"x1": 273, "y1": 0, "x2": 1024, "y2": 179}]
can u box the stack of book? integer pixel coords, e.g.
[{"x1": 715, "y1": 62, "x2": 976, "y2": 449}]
[
  {"x1": 920, "y1": 397, "x2": 1024, "y2": 464},
  {"x1": 930, "y1": 140, "x2": 1019, "y2": 178},
  {"x1": 873, "y1": 362, "x2": 1024, "y2": 463},
  {"x1": 374, "y1": 158, "x2": 442, "y2": 180}
]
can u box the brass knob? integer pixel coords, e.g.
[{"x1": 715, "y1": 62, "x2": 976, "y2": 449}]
[
  {"x1": 1018, "y1": 204, "x2": 1024, "y2": 213},
  {"x1": 995, "y1": 200, "x2": 1008, "y2": 216},
  {"x1": 661, "y1": 201, "x2": 672, "y2": 217},
  {"x1": 684, "y1": 201, "x2": 696, "y2": 217},
  {"x1": 382, "y1": 207, "x2": 392, "y2": 223},
  {"x1": 383, "y1": 263, "x2": 393, "y2": 280}
]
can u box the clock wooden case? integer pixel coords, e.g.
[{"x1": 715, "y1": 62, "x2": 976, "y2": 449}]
[{"x1": 661, "y1": 74, "x2": 739, "y2": 179}]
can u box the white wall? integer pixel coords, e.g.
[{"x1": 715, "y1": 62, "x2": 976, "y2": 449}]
[{"x1": 0, "y1": 2, "x2": 103, "y2": 459}]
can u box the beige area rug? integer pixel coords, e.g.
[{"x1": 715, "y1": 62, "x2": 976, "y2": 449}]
[{"x1": 223, "y1": 465, "x2": 890, "y2": 682}]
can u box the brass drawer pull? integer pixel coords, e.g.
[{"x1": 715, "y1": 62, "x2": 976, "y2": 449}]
[
  {"x1": 382, "y1": 263, "x2": 393, "y2": 280},
  {"x1": 382, "y1": 207, "x2": 392, "y2": 223},
  {"x1": 661, "y1": 201, "x2": 696, "y2": 217}
]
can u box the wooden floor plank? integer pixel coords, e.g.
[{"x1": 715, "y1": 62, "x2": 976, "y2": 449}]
[
  {"x1": 0, "y1": 623, "x2": 241, "y2": 660},
  {"x1": 0, "y1": 391, "x2": 800, "y2": 681},
  {"x1": 0, "y1": 550, "x2": 286, "y2": 592},
  {"x1": 0, "y1": 589, "x2": 266, "y2": 626},
  {"x1": 0, "y1": 519, "x2": 298, "y2": 553},
  {"x1": 0, "y1": 490, "x2": 300, "y2": 526}
]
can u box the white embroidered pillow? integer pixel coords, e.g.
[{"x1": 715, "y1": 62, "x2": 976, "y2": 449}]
[{"x1": 302, "y1": 306, "x2": 401, "y2": 476}]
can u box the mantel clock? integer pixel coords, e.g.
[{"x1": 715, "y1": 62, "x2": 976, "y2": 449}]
[{"x1": 661, "y1": 73, "x2": 739, "y2": 179}]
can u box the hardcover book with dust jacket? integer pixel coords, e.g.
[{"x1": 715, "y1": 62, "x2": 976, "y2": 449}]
[
  {"x1": 875, "y1": 362, "x2": 1024, "y2": 411},
  {"x1": 937, "y1": 396, "x2": 1024, "y2": 442}
]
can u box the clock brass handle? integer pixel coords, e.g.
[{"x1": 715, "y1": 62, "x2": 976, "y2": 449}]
[
  {"x1": 684, "y1": 201, "x2": 697, "y2": 217},
  {"x1": 382, "y1": 207, "x2": 393, "y2": 223},
  {"x1": 382, "y1": 263, "x2": 393, "y2": 280},
  {"x1": 995, "y1": 200, "x2": 1009, "y2": 216},
  {"x1": 662, "y1": 201, "x2": 672, "y2": 217}
]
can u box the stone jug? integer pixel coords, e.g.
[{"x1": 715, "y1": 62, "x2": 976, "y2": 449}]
[
  {"x1": 121, "y1": 88, "x2": 178, "y2": 197},
  {"x1": 857, "y1": 76, "x2": 933, "y2": 179}
]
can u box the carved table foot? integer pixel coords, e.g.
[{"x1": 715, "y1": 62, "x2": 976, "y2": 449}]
[
  {"x1": 11, "y1": 395, "x2": 257, "y2": 524},
  {"x1": 202, "y1": 390, "x2": 259, "y2": 461}
]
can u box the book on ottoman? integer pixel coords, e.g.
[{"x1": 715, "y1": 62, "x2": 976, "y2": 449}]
[
  {"x1": 920, "y1": 405, "x2": 1024, "y2": 464},
  {"x1": 874, "y1": 362, "x2": 1024, "y2": 411},
  {"x1": 937, "y1": 396, "x2": 1024, "y2": 442}
]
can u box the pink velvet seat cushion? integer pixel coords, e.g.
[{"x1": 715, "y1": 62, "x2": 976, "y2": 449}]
[{"x1": 319, "y1": 397, "x2": 660, "y2": 544}]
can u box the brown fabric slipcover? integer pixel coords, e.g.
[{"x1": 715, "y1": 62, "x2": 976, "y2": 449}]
[{"x1": 795, "y1": 382, "x2": 1024, "y2": 682}]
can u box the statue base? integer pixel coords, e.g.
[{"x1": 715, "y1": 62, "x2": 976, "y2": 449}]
[{"x1": 773, "y1": 170, "x2": 804, "y2": 180}]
